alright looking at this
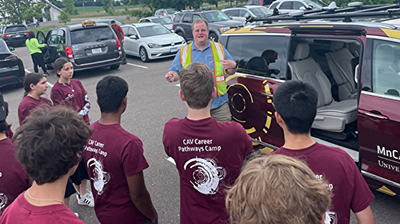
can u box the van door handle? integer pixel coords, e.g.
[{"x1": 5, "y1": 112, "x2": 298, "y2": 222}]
[
  {"x1": 359, "y1": 110, "x2": 389, "y2": 120},
  {"x1": 261, "y1": 92, "x2": 273, "y2": 97}
]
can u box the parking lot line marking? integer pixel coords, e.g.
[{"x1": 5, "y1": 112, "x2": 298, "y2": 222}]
[
  {"x1": 175, "y1": 84, "x2": 180, "y2": 87},
  {"x1": 127, "y1": 63, "x2": 148, "y2": 69},
  {"x1": 47, "y1": 82, "x2": 54, "y2": 88},
  {"x1": 166, "y1": 157, "x2": 176, "y2": 165},
  {"x1": 24, "y1": 69, "x2": 30, "y2": 73}
]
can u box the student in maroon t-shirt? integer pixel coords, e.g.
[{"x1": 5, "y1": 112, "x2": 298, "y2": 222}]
[
  {"x1": 0, "y1": 106, "x2": 92, "y2": 224},
  {"x1": 270, "y1": 80, "x2": 375, "y2": 224},
  {"x1": 84, "y1": 76, "x2": 158, "y2": 224},
  {"x1": 50, "y1": 57, "x2": 94, "y2": 208},
  {"x1": 0, "y1": 93, "x2": 31, "y2": 217},
  {"x1": 18, "y1": 73, "x2": 52, "y2": 125},
  {"x1": 162, "y1": 62, "x2": 253, "y2": 224}
]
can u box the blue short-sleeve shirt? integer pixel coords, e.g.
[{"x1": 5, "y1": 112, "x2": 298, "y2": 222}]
[{"x1": 169, "y1": 41, "x2": 235, "y2": 110}]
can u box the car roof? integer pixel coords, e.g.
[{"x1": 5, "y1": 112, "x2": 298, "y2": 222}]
[
  {"x1": 223, "y1": 21, "x2": 400, "y2": 39},
  {"x1": 5, "y1": 24, "x2": 26, "y2": 28},
  {"x1": 140, "y1": 16, "x2": 171, "y2": 20},
  {"x1": 124, "y1": 23, "x2": 161, "y2": 28}
]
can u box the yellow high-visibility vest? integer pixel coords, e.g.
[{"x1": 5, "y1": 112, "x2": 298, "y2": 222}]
[{"x1": 180, "y1": 42, "x2": 227, "y2": 96}]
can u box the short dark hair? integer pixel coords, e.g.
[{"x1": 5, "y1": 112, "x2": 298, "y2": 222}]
[
  {"x1": 54, "y1": 57, "x2": 71, "y2": 77},
  {"x1": 13, "y1": 105, "x2": 93, "y2": 185},
  {"x1": 261, "y1": 50, "x2": 277, "y2": 57},
  {"x1": 179, "y1": 62, "x2": 214, "y2": 109},
  {"x1": 23, "y1": 73, "x2": 45, "y2": 97},
  {"x1": 111, "y1": 20, "x2": 116, "y2": 24},
  {"x1": 28, "y1": 31, "x2": 35, "y2": 40},
  {"x1": 273, "y1": 80, "x2": 318, "y2": 134},
  {"x1": 96, "y1": 76, "x2": 128, "y2": 113}
]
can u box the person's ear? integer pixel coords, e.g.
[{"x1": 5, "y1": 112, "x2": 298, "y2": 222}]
[
  {"x1": 122, "y1": 95, "x2": 128, "y2": 105},
  {"x1": 211, "y1": 87, "x2": 216, "y2": 100},
  {"x1": 30, "y1": 83, "x2": 35, "y2": 91},
  {"x1": 96, "y1": 98, "x2": 99, "y2": 106},
  {"x1": 179, "y1": 90, "x2": 185, "y2": 102},
  {"x1": 275, "y1": 111, "x2": 283, "y2": 123}
]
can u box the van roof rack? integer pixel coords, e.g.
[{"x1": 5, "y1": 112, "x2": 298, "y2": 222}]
[{"x1": 248, "y1": 2, "x2": 400, "y2": 23}]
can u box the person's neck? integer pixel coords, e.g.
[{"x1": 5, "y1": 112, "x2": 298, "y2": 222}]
[
  {"x1": 186, "y1": 107, "x2": 211, "y2": 121},
  {"x1": 194, "y1": 40, "x2": 208, "y2": 51},
  {"x1": 99, "y1": 112, "x2": 121, "y2": 125},
  {"x1": 282, "y1": 129, "x2": 315, "y2": 150},
  {"x1": 27, "y1": 92, "x2": 41, "y2": 100},
  {"x1": 24, "y1": 176, "x2": 68, "y2": 206},
  {"x1": 0, "y1": 133, "x2": 7, "y2": 141},
  {"x1": 58, "y1": 77, "x2": 70, "y2": 84}
]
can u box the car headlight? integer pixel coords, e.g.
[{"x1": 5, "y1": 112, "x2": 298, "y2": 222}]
[
  {"x1": 148, "y1": 43, "x2": 162, "y2": 48},
  {"x1": 219, "y1": 27, "x2": 231, "y2": 33}
]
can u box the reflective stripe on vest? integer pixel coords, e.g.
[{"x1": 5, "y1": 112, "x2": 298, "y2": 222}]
[{"x1": 180, "y1": 42, "x2": 227, "y2": 96}]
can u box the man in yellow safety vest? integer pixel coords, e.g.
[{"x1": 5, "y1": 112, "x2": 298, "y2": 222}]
[{"x1": 165, "y1": 18, "x2": 238, "y2": 122}]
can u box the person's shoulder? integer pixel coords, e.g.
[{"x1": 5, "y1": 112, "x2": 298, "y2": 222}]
[
  {"x1": 218, "y1": 120, "x2": 245, "y2": 131},
  {"x1": 41, "y1": 97, "x2": 52, "y2": 104},
  {"x1": 313, "y1": 143, "x2": 354, "y2": 161},
  {"x1": 52, "y1": 206, "x2": 85, "y2": 224},
  {"x1": 71, "y1": 79, "x2": 82, "y2": 85}
]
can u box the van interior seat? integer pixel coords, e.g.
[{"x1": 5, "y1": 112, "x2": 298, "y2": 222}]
[
  {"x1": 374, "y1": 44, "x2": 400, "y2": 95},
  {"x1": 288, "y1": 42, "x2": 357, "y2": 132},
  {"x1": 325, "y1": 41, "x2": 358, "y2": 101}
]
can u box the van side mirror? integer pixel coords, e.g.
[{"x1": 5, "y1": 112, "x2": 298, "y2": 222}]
[
  {"x1": 8, "y1": 46, "x2": 14, "y2": 51},
  {"x1": 130, "y1": 34, "x2": 138, "y2": 39}
]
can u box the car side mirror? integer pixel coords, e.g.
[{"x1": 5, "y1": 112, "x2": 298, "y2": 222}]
[
  {"x1": 130, "y1": 34, "x2": 138, "y2": 39},
  {"x1": 8, "y1": 46, "x2": 14, "y2": 51},
  {"x1": 299, "y1": 6, "x2": 306, "y2": 10}
]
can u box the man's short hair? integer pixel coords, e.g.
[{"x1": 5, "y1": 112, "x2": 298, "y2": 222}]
[
  {"x1": 261, "y1": 49, "x2": 277, "y2": 57},
  {"x1": 96, "y1": 76, "x2": 129, "y2": 113},
  {"x1": 226, "y1": 154, "x2": 331, "y2": 224},
  {"x1": 13, "y1": 105, "x2": 93, "y2": 185},
  {"x1": 273, "y1": 80, "x2": 318, "y2": 134},
  {"x1": 179, "y1": 62, "x2": 214, "y2": 109},
  {"x1": 192, "y1": 18, "x2": 209, "y2": 31},
  {"x1": 111, "y1": 20, "x2": 116, "y2": 24}
]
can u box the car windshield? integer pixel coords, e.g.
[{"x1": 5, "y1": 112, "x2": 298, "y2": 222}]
[
  {"x1": 249, "y1": 7, "x2": 273, "y2": 16},
  {"x1": 4, "y1": 26, "x2": 27, "y2": 33},
  {"x1": 202, "y1": 11, "x2": 230, "y2": 22},
  {"x1": 137, "y1": 25, "x2": 171, "y2": 38},
  {"x1": 0, "y1": 40, "x2": 9, "y2": 52},
  {"x1": 70, "y1": 26, "x2": 115, "y2": 45},
  {"x1": 304, "y1": 0, "x2": 327, "y2": 8},
  {"x1": 152, "y1": 17, "x2": 173, "y2": 25},
  {"x1": 166, "y1": 9, "x2": 176, "y2": 14}
]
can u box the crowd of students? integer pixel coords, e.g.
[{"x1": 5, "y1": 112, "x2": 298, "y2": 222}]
[{"x1": 0, "y1": 59, "x2": 375, "y2": 224}]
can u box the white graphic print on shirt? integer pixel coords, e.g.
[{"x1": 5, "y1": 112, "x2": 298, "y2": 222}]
[
  {"x1": 184, "y1": 158, "x2": 226, "y2": 195},
  {"x1": 87, "y1": 158, "x2": 110, "y2": 195}
]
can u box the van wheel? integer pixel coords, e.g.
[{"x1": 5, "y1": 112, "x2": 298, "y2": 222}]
[
  {"x1": 209, "y1": 33, "x2": 218, "y2": 42},
  {"x1": 139, "y1": 47, "x2": 149, "y2": 62},
  {"x1": 110, "y1": 64, "x2": 120, "y2": 70}
]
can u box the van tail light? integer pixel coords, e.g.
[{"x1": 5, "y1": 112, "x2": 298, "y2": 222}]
[
  {"x1": 116, "y1": 39, "x2": 121, "y2": 51},
  {"x1": 3, "y1": 34, "x2": 10, "y2": 38},
  {"x1": 25, "y1": 31, "x2": 29, "y2": 36},
  {"x1": 65, "y1": 46, "x2": 74, "y2": 59}
]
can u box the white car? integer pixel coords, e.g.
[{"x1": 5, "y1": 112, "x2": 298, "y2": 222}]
[
  {"x1": 122, "y1": 23, "x2": 186, "y2": 62},
  {"x1": 222, "y1": 6, "x2": 273, "y2": 23},
  {"x1": 269, "y1": 0, "x2": 327, "y2": 14}
]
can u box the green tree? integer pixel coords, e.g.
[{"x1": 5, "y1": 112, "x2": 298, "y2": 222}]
[
  {"x1": 58, "y1": 10, "x2": 71, "y2": 23},
  {"x1": 62, "y1": 0, "x2": 78, "y2": 15},
  {"x1": 103, "y1": 0, "x2": 115, "y2": 15},
  {"x1": 0, "y1": 0, "x2": 46, "y2": 24}
]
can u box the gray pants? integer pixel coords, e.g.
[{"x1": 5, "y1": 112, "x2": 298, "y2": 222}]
[
  {"x1": 210, "y1": 102, "x2": 232, "y2": 122},
  {"x1": 120, "y1": 40, "x2": 126, "y2": 63}
]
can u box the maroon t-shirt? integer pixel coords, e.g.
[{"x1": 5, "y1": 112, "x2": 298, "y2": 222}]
[
  {"x1": 0, "y1": 138, "x2": 30, "y2": 216},
  {"x1": 83, "y1": 122, "x2": 149, "y2": 224},
  {"x1": 18, "y1": 96, "x2": 52, "y2": 125},
  {"x1": 50, "y1": 79, "x2": 90, "y2": 123},
  {"x1": 270, "y1": 143, "x2": 374, "y2": 224},
  {"x1": 163, "y1": 117, "x2": 253, "y2": 224},
  {"x1": 0, "y1": 193, "x2": 84, "y2": 223}
]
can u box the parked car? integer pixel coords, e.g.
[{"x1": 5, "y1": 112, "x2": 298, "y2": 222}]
[
  {"x1": 220, "y1": 10, "x2": 400, "y2": 199},
  {"x1": 121, "y1": 23, "x2": 186, "y2": 62},
  {"x1": 139, "y1": 16, "x2": 174, "y2": 31},
  {"x1": 245, "y1": 0, "x2": 276, "y2": 8},
  {"x1": 35, "y1": 20, "x2": 122, "y2": 71},
  {"x1": 0, "y1": 39, "x2": 24, "y2": 88},
  {"x1": 269, "y1": 0, "x2": 327, "y2": 13},
  {"x1": 173, "y1": 10, "x2": 244, "y2": 42},
  {"x1": 0, "y1": 24, "x2": 29, "y2": 47},
  {"x1": 93, "y1": 18, "x2": 123, "y2": 26},
  {"x1": 155, "y1": 8, "x2": 177, "y2": 19},
  {"x1": 222, "y1": 6, "x2": 273, "y2": 23}
]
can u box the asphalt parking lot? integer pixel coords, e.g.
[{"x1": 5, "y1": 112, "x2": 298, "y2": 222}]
[{"x1": 1, "y1": 46, "x2": 400, "y2": 224}]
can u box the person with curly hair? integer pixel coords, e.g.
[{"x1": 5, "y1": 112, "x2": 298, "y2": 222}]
[{"x1": 0, "y1": 105, "x2": 92, "y2": 223}]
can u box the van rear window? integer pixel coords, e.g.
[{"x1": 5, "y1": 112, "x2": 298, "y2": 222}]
[
  {"x1": 5, "y1": 26, "x2": 27, "y2": 33},
  {"x1": 70, "y1": 27, "x2": 114, "y2": 45}
]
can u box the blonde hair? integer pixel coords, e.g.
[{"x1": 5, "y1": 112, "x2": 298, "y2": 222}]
[
  {"x1": 226, "y1": 155, "x2": 331, "y2": 224},
  {"x1": 192, "y1": 18, "x2": 209, "y2": 31}
]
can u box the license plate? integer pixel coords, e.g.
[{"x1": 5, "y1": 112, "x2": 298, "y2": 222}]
[
  {"x1": 92, "y1": 48, "x2": 102, "y2": 54},
  {"x1": 15, "y1": 35, "x2": 21, "y2": 37},
  {"x1": 170, "y1": 47, "x2": 178, "y2": 52}
]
